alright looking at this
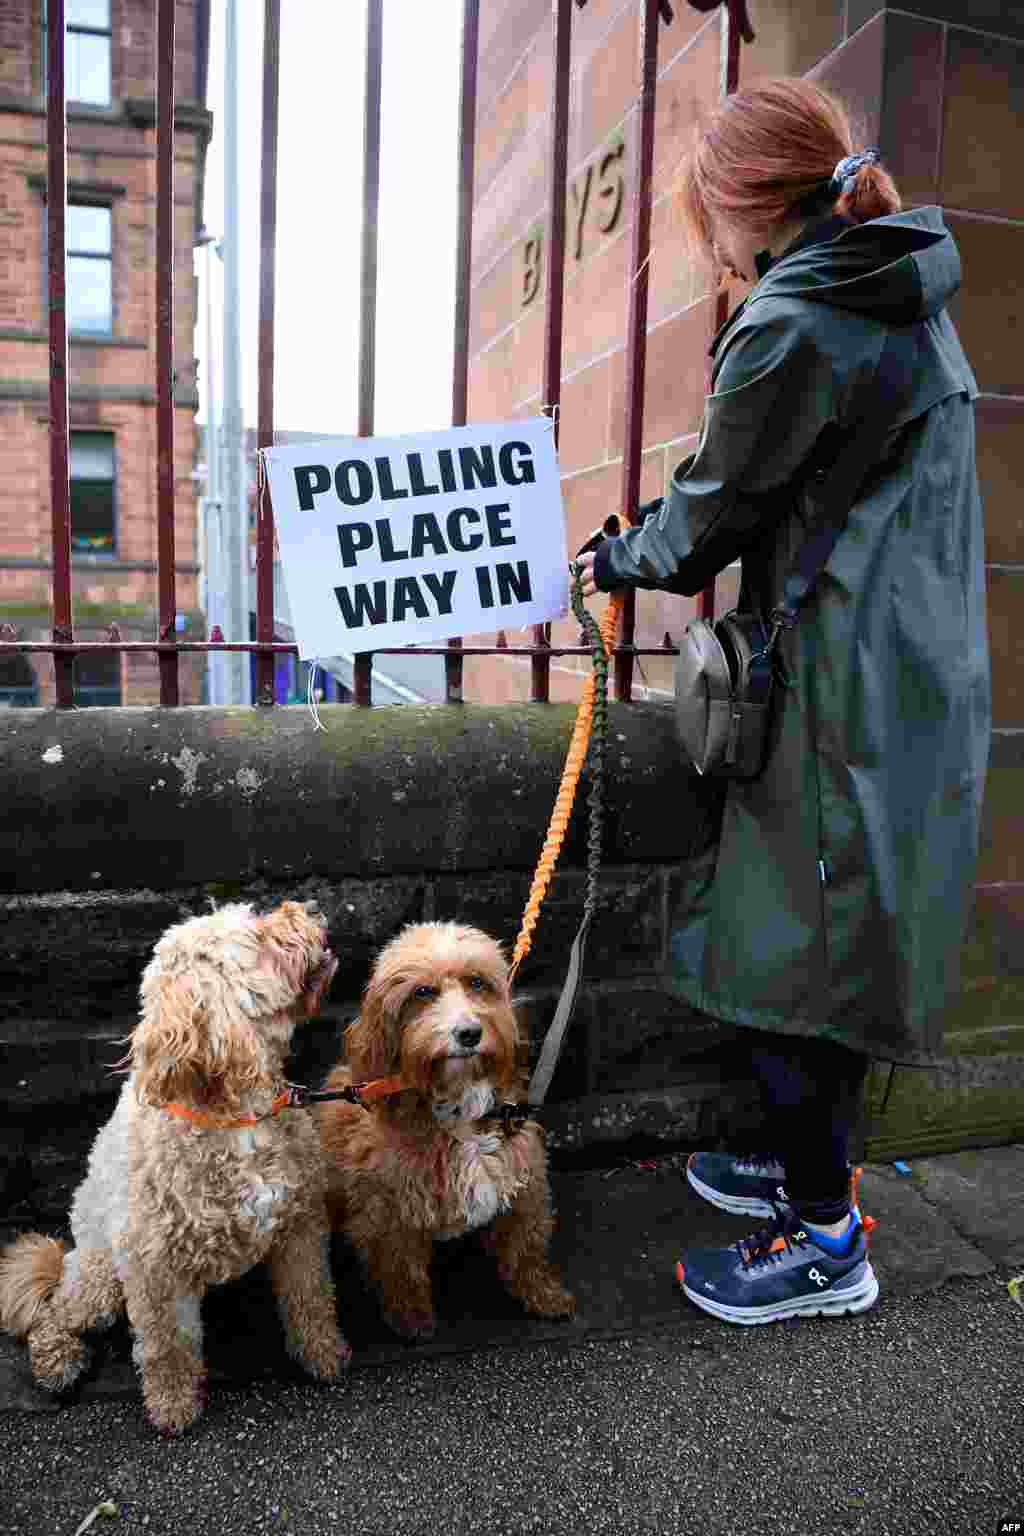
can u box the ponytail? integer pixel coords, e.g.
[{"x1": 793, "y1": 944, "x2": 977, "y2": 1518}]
[
  {"x1": 834, "y1": 161, "x2": 901, "y2": 224},
  {"x1": 675, "y1": 78, "x2": 903, "y2": 269}
]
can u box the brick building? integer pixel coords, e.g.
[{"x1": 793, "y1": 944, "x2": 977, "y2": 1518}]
[
  {"x1": 465, "y1": 0, "x2": 1023, "y2": 1077},
  {"x1": 464, "y1": 0, "x2": 1023, "y2": 710},
  {"x1": 0, "y1": 0, "x2": 211, "y2": 706}
]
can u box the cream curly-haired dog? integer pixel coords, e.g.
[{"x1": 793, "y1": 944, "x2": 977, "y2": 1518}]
[
  {"x1": 318, "y1": 921, "x2": 574, "y2": 1339},
  {"x1": 0, "y1": 900, "x2": 349, "y2": 1434}
]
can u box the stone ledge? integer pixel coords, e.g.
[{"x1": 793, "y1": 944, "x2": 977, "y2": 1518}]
[
  {"x1": 863, "y1": 1053, "x2": 1024, "y2": 1160},
  {"x1": 0, "y1": 703, "x2": 719, "y2": 894}
]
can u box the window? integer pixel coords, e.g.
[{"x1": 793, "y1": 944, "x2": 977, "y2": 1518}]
[
  {"x1": 67, "y1": 203, "x2": 113, "y2": 335},
  {"x1": 73, "y1": 650, "x2": 121, "y2": 708},
  {"x1": 70, "y1": 432, "x2": 116, "y2": 555},
  {"x1": 0, "y1": 654, "x2": 39, "y2": 708},
  {"x1": 42, "y1": 0, "x2": 112, "y2": 107}
]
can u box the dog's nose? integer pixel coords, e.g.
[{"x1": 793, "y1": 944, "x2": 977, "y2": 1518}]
[{"x1": 455, "y1": 1023, "x2": 482, "y2": 1049}]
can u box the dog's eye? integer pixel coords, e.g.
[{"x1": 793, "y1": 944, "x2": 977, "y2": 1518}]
[
  {"x1": 413, "y1": 984, "x2": 438, "y2": 1001},
  {"x1": 467, "y1": 974, "x2": 489, "y2": 993}
]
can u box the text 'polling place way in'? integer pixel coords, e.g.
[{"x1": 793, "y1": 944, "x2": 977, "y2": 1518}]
[{"x1": 262, "y1": 418, "x2": 570, "y2": 660}]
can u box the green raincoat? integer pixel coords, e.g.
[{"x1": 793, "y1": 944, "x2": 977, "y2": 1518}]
[{"x1": 593, "y1": 208, "x2": 991, "y2": 1063}]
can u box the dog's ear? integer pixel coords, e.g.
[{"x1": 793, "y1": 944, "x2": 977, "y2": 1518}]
[
  {"x1": 134, "y1": 969, "x2": 265, "y2": 1111},
  {"x1": 255, "y1": 900, "x2": 337, "y2": 1020},
  {"x1": 299, "y1": 952, "x2": 338, "y2": 1018},
  {"x1": 256, "y1": 901, "x2": 316, "y2": 998},
  {"x1": 344, "y1": 971, "x2": 399, "y2": 1080},
  {"x1": 133, "y1": 972, "x2": 211, "y2": 1107}
]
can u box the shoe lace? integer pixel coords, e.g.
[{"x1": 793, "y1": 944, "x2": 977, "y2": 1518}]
[{"x1": 736, "y1": 1203, "x2": 801, "y2": 1269}]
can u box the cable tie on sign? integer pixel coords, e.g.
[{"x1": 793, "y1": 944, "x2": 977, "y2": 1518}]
[
  {"x1": 307, "y1": 660, "x2": 326, "y2": 732},
  {"x1": 541, "y1": 401, "x2": 560, "y2": 435}
]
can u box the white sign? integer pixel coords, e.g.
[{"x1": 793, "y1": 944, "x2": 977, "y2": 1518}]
[{"x1": 261, "y1": 418, "x2": 569, "y2": 661}]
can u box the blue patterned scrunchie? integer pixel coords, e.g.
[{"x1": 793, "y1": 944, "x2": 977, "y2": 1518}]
[{"x1": 830, "y1": 150, "x2": 880, "y2": 195}]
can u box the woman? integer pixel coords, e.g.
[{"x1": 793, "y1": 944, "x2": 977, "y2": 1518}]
[{"x1": 576, "y1": 78, "x2": 990, "y2": 1325}]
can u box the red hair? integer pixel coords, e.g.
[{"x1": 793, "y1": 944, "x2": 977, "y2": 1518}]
[{"x1": 675, "y1": 78, "x2": 901, "y2": 271}]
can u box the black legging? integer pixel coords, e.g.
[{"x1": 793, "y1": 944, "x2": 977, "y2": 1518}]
[{"x1": 747, "y1": 1032, "x2": 869, "y2": 1226}]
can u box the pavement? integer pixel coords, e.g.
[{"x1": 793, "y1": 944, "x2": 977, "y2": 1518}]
[{"x1": 1, "y1": 1144, "x2": 1022, "y2": 1535}]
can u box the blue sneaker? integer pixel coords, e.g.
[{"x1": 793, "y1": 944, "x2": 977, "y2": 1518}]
[
  {"x1": 686, "y1": 1151, "x2": 790, "y2": 1217},
  {"x1": 675, "y1": 1205, "x2": 879, "y2": 1326}
]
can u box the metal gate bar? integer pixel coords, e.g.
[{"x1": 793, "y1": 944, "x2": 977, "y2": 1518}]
[
  {"x1": 46, "y1": 0, "x2": 74, "y2": 710},
  {"x1": 156, "y1": 0, "x2": 179, "y2": 706},
  {"x1": 351, "y1": 0, "x2": 385, "y2": 707},
  {"x1": 532, "y1": 0, "x2": 578, "y2": 705},
  {"x1": 616, "y1": 0, "x2": 665, "y2": 703},
  {"x1": 255, "y1": 0, "x2": 282, "y2": 707},
  {"x1": 697, "y1": 0, "x2": 748, "y2": 624},
  {"x1": 444, "y1": 0, "x2": 483, "y2": 707},
  {"x1": 7, "y1": 640, "x2": 672, "y2": 660}
]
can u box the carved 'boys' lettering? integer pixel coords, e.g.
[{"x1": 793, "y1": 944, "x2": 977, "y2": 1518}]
[
  {"x1": 523, "y1": 143, "x2": 626, "y2": 305},
  {"x1": 570, "y1": 162, "x2": 593, "y2": 260},
  {"x1": 597, "y1": 141, "x2": 625, "y2": 233},
  {"x1": 523, "y1": 235, "x2": 542, "y2": 305}
]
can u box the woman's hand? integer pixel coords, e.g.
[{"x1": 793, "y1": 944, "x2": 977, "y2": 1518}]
[
  {"x1": 573, "y1": 551, "x2": 598, "y2": 600},
  {"x1": 572, "y1": 515, "x2": 620, "y2": 602}
]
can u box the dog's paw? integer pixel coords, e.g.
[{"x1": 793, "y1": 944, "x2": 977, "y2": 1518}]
[
  {"x1": 300, "y1": 1329, "x2": 352, "y2": 1381},
  {"x1": 501, "y1": 1267, "x2": 576, "y2": 1319},
  {"x1": 530, "y1": 1283, "x2": 576, "y2": 1319},
  {"x1": 384, "y1": 1308, "x2": 437, "y2": 1342},
  {"x1": 147, "y1": 1376, "x2": 207, "y2": 1437},
  {"x1": 28, "y1": 1331, "x2": 91, "y2": 1394}
]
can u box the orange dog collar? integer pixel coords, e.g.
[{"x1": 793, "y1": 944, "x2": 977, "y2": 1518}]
[{"x1": 160, "y1": 1092, "x2": 292, "y2": 1131}]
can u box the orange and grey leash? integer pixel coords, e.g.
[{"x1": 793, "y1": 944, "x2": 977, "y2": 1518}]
[
  {"x1": 510, "y1": 563, "x2": 624, "y2": 1109},
  {"x1": 161, "y1": 1075, "x2": 407, "y2": 1131}
]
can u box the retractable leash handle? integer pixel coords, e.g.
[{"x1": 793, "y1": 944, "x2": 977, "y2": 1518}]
[{"x1": 575, "y1": 514, "x2": 622, "y2": 556}]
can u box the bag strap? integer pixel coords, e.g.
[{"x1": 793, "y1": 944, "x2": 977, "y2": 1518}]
[{"x1": 770, "y1": 325, "x2": 918, "y2": 633}]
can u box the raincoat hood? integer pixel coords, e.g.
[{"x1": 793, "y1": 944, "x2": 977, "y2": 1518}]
[{"x1": 714, "y1": 208, "x2": 961, "y2": 354}]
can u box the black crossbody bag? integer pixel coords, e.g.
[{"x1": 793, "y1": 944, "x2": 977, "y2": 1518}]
[{"x1": 674, "y1": 326, "x2": 917, "y2": 780}]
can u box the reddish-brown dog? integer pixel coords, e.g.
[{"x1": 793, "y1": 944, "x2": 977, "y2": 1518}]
[{"x1": 318, "y1": 921, "x2": 574, "y2": 1339}]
